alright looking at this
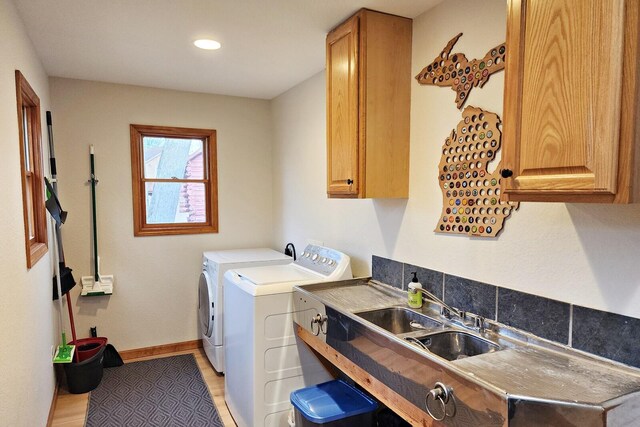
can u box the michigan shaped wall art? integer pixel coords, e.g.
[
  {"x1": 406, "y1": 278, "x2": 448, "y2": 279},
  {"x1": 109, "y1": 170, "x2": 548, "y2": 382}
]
[
  {"x1": 436, "y1": 106, "x2": 518, "y2": 237},
  {"x1": 415, "y1": 33, "x2": 505, "y2": 108}
]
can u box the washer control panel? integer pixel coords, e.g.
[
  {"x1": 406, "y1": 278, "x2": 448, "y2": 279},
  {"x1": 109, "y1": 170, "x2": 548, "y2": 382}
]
[{"x1": 296, "y1": 245, "x2": 347, "y2": 277}]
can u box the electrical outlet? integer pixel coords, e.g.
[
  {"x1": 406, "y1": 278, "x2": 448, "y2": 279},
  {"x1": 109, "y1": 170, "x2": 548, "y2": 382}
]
[{"x1": 306, "y1": 239, "x2": 323, "y2": 247}]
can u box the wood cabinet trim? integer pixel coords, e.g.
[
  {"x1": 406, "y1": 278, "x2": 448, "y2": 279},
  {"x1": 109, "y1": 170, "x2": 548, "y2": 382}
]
[
  {"x1": 326, "y1": 9, "x2": 411, "y2": 199},
  {"x1": 615, "y1": 0, "x2": 640, "y2": 202},
  {"x1": 326, "y1": 15, "x2": 360, "y2": 197},
  {"x1": 501, "y1": 0, "x2": 525, "y2": 194},
  {"x1": 358, "y1": 10, "x2": 368, "y2": 198},
  {"x1": 502, "y1": 0, "x2": 640, "y2": 203}
]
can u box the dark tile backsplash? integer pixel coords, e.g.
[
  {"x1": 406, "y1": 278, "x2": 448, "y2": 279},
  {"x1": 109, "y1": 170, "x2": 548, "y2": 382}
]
[
  {"x1": 372, "y1": 256, "x2": 403, "y2": 289},
  {"x1": 572, "y1": 306, "x2": 640, "y2": 368},
  {"x1": 371, "y1": 255, "x2": 640, "y2": 369},
  {"x1": 404, "y1": 264, "x2": 443, "y2": 299},
  {"x1": 498, "y1": 288, "x2": 570, "y2": 344},
  {"x1": 444, "y1": 274, "x2": 496, "y2": 319}
]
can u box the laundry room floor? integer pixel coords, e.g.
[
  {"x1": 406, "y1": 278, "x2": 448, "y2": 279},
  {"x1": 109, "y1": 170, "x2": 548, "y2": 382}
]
[{"x1": 50, "y1": 347, "x2": 237, "y2": 426}]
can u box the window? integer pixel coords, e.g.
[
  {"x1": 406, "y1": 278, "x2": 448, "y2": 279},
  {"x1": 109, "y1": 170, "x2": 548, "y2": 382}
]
[
  {"x1": 130, "y1": 124, "x2": 218, "y2": 236},
  {"x1": 16, "y1": 70, "x2": 47, "y2": 268}
]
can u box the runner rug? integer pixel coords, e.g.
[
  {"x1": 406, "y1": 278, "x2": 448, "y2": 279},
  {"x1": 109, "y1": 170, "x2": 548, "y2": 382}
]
[{"x1": 86, "y1": 354, "x2": 224, "y2": 427}]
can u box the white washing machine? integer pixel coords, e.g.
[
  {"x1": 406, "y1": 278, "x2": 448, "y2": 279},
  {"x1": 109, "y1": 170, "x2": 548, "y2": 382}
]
[
  {"x1": 223, "y1": 244, "x2": 352, "y2": 427},
  {"x1": 198, "y1": 248, "x2": 292, "y2": 373}
]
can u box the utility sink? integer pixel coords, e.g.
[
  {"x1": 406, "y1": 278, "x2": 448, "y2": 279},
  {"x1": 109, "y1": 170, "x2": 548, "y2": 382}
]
[
  {"x1": 407, "y1": 331, "x2": 500, "y2": 361},
  {"x1": 355, "y1": 307, "x2": 441, "y2": 335},
  {"x1": 356, "y1": 306, "x2": 500, "y2": 361},
  {"x1": 294, "y1": 280, "x2": 640, "y2": 424}
]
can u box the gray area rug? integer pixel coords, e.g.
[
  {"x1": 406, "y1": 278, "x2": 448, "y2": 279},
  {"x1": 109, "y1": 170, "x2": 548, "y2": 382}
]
[{"x1": 86, "y1": 354, "x2": 224, "y2": 427}]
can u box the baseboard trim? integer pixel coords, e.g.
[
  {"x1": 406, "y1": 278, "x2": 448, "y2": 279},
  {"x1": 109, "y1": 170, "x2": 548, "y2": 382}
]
[
  {"x1": 46, "y1": 374, "x2": 59, "y2": 427},
  {"x1": 120, "y1": 339, "x2": 203, "y2": 361}
]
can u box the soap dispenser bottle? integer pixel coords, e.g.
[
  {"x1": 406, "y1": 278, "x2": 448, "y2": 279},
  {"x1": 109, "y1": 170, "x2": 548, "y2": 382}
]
[{"x1": 407, "y1": 272, "x2": 422, "y2": 308}]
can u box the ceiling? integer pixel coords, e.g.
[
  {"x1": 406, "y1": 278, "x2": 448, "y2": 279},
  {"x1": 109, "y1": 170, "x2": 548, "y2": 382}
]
[{"x1": 13, "y1": 0, "x2": 443, "y2": 100}]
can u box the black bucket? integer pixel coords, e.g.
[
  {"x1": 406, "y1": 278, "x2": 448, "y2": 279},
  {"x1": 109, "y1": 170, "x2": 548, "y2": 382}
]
[{"x1": 63, "y1": 344, "x2": 106, "y2": 394}]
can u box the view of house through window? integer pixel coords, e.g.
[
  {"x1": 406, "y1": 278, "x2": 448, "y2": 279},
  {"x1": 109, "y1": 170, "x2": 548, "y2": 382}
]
[
  {"x1": 130, "y1": 125, "x2": 218, "y2": 236},
  {"x1": 143, "y1": 137, "x2": 205, "y2": 224}
]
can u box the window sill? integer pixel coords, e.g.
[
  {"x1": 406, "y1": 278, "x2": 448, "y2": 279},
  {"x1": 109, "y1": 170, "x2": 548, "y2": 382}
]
[
  {"x1": 27, "y1": 242, "x2": 48, "y2": 269},
  {"x1": 133, "y1": 224, "x2": 218, "y2": 237}
]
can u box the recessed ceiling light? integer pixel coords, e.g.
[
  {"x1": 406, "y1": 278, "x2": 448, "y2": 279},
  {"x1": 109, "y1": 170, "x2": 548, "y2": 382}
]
[{"x1": 194, "y1": 39, "x2": 221, "y2": 50}]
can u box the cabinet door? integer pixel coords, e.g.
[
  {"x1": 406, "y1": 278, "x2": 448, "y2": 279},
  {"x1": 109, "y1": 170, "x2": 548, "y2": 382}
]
[
  {"x1": 326, "y1": 16, "x2": 359, "y2": 197},
  {"x1": 502, "y1": 0, "x2": 626, "y2": 201}
]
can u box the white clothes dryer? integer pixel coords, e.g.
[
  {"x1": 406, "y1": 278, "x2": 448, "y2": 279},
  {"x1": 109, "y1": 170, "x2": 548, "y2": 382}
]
[
  {"x1": 223, "y1": 245, "x2": 352, "y2": 427},
  {"x1": 198, "y1": 248, "x2": 292, "y2": 373}
]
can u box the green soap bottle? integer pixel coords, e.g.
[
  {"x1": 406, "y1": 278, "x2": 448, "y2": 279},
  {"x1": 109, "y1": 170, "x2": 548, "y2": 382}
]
[{"x1": 407, "y1": 272, "x2": 423, "y2": 308}]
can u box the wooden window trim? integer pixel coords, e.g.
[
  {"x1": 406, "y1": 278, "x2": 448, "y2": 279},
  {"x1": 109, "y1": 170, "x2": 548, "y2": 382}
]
[
  {"x1": 16, "y1": 70, "x2": 47, "y2": 268},
  {"x1": 130, "y1": 124, "x2": 218, "y2": 236}
]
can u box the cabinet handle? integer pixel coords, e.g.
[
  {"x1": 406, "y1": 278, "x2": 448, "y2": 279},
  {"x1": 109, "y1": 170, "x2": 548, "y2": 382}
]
[
  {"x1": 310, "y1": 316, "x2": 320, "y2": 336},
  {"x1": 346, "y1": 179, "x2": 354, "y2": 185},
  {"x1": 310, "y1": 314, "x2": 327, "y2": 336},
  {"x1": 500, "y1": 169, "x2": 513, "y2": 178}
]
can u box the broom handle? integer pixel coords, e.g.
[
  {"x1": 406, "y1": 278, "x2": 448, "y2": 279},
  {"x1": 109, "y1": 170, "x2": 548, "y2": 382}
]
[
  {"x1": 46, "y1": 112, "x2": 65, "y2": 265},
  {"x1": 51, "y1": 215, "x2": 69, "y2": 355},
  {"x1": 52, "y1": 216, "x2": 64, "y2": 323},
  {"x1": 90, "y1": 146, "x2": 99, "y2": 282},
  {"x1": 66, "y1": 293, "x2": 78, "y2": 362}
]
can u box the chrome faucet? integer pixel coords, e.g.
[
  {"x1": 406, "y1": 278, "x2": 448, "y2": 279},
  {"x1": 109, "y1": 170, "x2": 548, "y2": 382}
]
[
  {"x1": 413, "y1": 287, "x2": 486, "y2": 332},
  {"x1": 413, "y1": 287, "x2": 461, "y2": 318}
]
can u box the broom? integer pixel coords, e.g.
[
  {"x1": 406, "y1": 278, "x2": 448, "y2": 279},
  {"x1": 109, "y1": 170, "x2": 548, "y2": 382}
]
[
  {"x1": 50, "y1": 211, "x2": 75, "y2": 363},
  {"x1": 80, "y1": 145, "x2": 113, "y2": 295}
]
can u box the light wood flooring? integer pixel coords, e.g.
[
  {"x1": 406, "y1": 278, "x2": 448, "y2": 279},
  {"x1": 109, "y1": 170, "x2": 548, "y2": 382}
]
[{"x1": 50, "y1": 347, "x2": 237, "y2": 426}]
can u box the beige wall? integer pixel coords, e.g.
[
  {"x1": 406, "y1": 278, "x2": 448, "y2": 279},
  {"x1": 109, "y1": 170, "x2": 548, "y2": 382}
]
[
  {"x1": 50, "y1": 78, "x2": 274, "y2": 350},
  {"x1": 272, "y1": 0, "x2": 640, "y2": 320},
  {"x1": 0, "y1": 0, "x2": 57, "y2": 425}
]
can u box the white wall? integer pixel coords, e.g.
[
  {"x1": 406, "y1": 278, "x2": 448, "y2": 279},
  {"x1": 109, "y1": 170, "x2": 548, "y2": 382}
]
[
  {"x1": 272, "y1": 0, "x2": 640, "y2": 320},
  {"x1": 0, "y1": 0, "x2": 57, "y2": 425},
  {"x1": 50, "y1": 78, "x2": 274, "y2": 350}
]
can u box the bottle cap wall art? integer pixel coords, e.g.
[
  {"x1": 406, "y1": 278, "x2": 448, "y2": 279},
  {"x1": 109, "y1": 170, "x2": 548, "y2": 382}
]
[
  {"x1": 415, "y1": 33, "x2": 506, "y2": 109},
  {"x1": 436, "y1": 106, "x2": 518, "y2": 237}
]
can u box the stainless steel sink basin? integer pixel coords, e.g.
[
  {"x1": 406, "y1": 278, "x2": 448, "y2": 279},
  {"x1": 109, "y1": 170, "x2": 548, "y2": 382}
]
[
  {"x1": 355, "y1": 307, "x2": 441, "y2": 334},
  {"x1": 407, "y1": 331, "x2": 500, "y2": 361}
]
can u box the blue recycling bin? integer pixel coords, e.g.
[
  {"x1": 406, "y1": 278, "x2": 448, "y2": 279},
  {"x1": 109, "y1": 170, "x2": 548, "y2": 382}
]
[{"x1": 290, "y1": 380, "x2": 378, "y2": 427}]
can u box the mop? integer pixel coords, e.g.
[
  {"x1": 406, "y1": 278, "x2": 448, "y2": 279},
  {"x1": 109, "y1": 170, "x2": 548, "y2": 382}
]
[
  {"x1": 47, "y1": 186, "x2": 76, "y2": 363},
  {"x1": 81, "y1": 145, "x2": 114, "y2": 295}
]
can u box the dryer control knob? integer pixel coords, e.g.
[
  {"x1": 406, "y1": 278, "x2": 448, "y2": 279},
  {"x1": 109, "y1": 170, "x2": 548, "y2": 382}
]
[{"x1": 312, "y1": 254, "x2": 319, "y2": 261}]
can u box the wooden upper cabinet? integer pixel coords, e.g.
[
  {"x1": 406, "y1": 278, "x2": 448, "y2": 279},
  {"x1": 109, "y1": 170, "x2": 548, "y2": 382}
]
[
  {"x1": 501, "y1": 0, "x2": 640, "y2": 203},
  {"x1": 326, "y1": 9, "x2": 412, "y2": 198},
  {"x1": 327, "y1": 15, "x2": 360, "y2": 197}
]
